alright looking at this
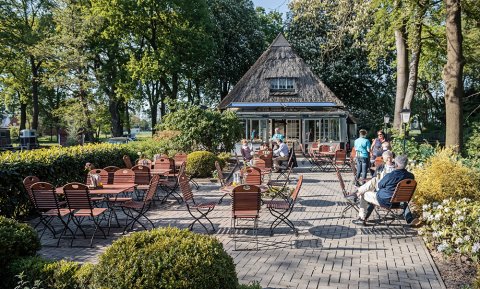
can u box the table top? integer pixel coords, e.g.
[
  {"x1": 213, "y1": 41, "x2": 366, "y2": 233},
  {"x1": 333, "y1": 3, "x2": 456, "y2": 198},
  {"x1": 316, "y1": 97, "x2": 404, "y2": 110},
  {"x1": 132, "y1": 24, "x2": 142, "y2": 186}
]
[
  {"x1": 55, "y1": 184, "x2": 135, "y2": 195},
  {"x1": 222, "y1": 184, "x2": 269, "y2": 193},
  {"x1": 150, "y1": 169, "x2": 171, "y2": 175}
]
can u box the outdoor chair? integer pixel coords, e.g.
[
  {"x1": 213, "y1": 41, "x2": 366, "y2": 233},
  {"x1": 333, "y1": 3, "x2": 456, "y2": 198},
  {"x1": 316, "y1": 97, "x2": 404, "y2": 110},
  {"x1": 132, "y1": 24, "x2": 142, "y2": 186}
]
[
  {"x1": 264, "y1": 175, "x2": 303, "y2": 236},
  {"x1": 137, "y1": 158, "x2": 152, "y2": 168},
  {"x1": 31, "y1": 182, "x2": 74, "y2": 246},
  {"x1": 371, "y1": 179, "x2": 417, "y2": 236},
  {"x1": 243, "y1": 166, "x2": 262, "y2": 186},
  {"x1": 103, "y1": 166, "x2": 120, "y2": 184},
  {"x1": 112, "y1": 168, "x2": 135, "y2": 199},
  {"x1": 253, "y1": 158, "x2": 272, "y2": 181},
  {"x1": 276, "y1": 147, "x2": 294, "y2": 180},
  {"x1": 119, "y1": 174, "x2": 160, "y2": 233},
  {"x1": 155, "y1": 158, "x2": 181, "y2": 203},
  {"x1": 335, "y1": 166, "x2": 359, "y2": 218},
  {"x1": 298, "y1": 143, "x2": 313, "y2": 165},
  {"x1": 374, "y1": 156, "x2": 383, "y2": 168},
  {"x1": 310, "y1": 142, "x2": 319, "y2": 150},
  {"x1": 214, "y1": 161, "x2": 231, "y2": 203},
  {"x1": 178, "y1": 160, "x2": 199, "y2": 189},
  {"x1": 123, "y1": 155, "x2": 133, "y2": 169},
  {"x1": 63, "y1": 183, "x2": 108, "y2": 247},
  {"x1": 86, "y1": 169, "x2": 108, "y2": 186},
  {"x1": 258, "y1": 149, "x2": 273, "y2": 169},
  {"x1": 174, "y1": 152, "x2": 188, "y2": 169},
  {"x1": 231, "y1": 184, "x2": 262, "y2": 250},
  {"x1": 23, "y1": 176, "x2": 40, "y2": 205},
  {"x1": 320, "y1": 144, "x2": 330, "y2": 153},
  {"x1": 178, "y1": 173, "x2": 217, "y2": 234},
  {"x1": 333, "y1": 149, "x2": 349, "y2": 171},
  {"x1": 132, "y1": 164, "x2": 151, "y2": 198}
]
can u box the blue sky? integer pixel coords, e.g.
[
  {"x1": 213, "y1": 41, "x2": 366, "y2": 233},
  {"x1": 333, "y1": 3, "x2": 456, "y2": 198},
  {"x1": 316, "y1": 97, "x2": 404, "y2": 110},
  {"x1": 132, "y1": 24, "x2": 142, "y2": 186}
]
[{"x1": 251, "y1": 0, "x2": 290, "y2": 16}]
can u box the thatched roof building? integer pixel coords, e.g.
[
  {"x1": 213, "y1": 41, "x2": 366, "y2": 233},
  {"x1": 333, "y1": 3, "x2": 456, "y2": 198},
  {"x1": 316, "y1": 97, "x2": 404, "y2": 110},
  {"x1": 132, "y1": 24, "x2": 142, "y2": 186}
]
[{"x1": 220, "y1": 34, "x2": 356, "y2": 149}]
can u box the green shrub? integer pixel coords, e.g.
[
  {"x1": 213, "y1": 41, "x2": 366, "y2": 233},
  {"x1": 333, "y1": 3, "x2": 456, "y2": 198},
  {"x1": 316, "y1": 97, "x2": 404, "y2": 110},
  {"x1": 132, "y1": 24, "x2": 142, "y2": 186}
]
[
  {"x1": 6, "y1": 256, "x2": 52, "y2": 289},
  {"x1": 217, "y1": 152, "x2": 231, "y2": 168},
  {"x1": 0, "y1": 217, "x2": 40, "y2": 268},
  {"x1": 411, "y1": 148, "x2": 480, "y2": 206},
  {"x1": 237, "y1": 282, "x2": 262, "y2": 289},
  {"x1": 465, "y1": 122, "x2": 480, "y2": 170},
  {"x1": 92, "y1": 227, "x2": 238, "y2": 289},
  {"x1": 420, "y1": 198, "x2": 480, "y2": 262},
  {"x1": 186, "y1": 151, "x2": 219, "y2": 177}
]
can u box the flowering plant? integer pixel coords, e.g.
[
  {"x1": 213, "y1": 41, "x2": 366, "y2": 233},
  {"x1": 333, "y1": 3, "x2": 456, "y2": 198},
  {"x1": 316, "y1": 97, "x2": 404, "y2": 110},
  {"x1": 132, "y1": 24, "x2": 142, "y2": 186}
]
[{"x1": 419, "y1": 198, "x2": 480, "y2": 261}]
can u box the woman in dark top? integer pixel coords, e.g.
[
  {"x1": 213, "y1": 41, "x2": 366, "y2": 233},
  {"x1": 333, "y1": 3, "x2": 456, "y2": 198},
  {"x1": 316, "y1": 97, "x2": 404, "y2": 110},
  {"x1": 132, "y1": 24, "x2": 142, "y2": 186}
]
[{"x1": 371, "y1": 130, "x2": 387, "y2": 158}]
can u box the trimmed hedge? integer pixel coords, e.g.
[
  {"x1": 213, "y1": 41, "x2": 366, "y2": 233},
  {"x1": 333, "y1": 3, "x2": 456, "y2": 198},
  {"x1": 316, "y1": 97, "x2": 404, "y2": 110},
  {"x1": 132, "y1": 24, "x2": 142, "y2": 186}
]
[
  {"x1": 92, "y1": 227, "x2": 238, "y2": 289},
  {"x1": 186, "y1": 151, "x2": 219, "y2": 178},
  {"x1": 0, "y1": 216, "x2": 40, "y2": 268},
  {"x1": 0, "y1": 143, "x2": 136, "y2": 218}
]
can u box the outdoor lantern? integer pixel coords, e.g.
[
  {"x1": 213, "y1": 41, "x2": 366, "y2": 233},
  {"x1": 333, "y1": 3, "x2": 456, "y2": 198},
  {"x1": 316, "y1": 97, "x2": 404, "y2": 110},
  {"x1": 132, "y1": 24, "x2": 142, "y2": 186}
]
[
  {"x1": 400, "y1": 109, "x2": 411, "y2": 124},
  {"x1": 383, "y1": 114, "x2": 390, "y2": 124}
]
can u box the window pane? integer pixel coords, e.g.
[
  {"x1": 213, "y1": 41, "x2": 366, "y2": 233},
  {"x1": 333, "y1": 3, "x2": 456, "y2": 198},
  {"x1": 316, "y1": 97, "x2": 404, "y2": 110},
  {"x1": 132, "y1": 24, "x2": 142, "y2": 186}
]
[{"x1": 287, "y1": 78, "x2": 294, "y2": 89}]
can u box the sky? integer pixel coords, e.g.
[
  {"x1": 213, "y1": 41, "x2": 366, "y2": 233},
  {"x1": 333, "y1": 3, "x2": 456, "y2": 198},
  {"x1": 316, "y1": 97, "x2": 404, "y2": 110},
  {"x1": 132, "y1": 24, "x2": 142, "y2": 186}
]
[{"x1": 251, "y1": 0, "x2": 290, "y2": 17}]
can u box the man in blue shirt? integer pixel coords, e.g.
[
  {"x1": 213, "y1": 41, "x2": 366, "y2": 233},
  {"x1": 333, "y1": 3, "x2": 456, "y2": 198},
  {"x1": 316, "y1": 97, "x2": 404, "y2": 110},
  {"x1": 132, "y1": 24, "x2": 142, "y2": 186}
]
[
  {"x1": 354, "y1": 129, "x2": 371, "y2": 184},
  {"x1": 353, "y1": 155, "x2": 416, "y2": 226}
]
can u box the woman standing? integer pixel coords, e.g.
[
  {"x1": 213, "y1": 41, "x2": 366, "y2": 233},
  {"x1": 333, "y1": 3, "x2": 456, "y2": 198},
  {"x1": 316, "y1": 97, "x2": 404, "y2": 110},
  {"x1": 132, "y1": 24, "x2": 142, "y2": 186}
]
[{"x1": 371, "y1": 130, "x2": 387, "y2": 159}]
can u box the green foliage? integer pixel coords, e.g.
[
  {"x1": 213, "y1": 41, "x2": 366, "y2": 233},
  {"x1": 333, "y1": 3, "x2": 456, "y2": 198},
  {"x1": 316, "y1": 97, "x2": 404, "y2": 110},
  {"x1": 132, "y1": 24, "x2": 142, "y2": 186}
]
[
  {"x1": 420, "y1": 199, "x2": 480, "y2": 262},
  {"x1": 390, "y1": 132, "x2": 436, "y2": 163},
  {"x1": 159, "y1": 103, "x2": 242, "y2": 153},
  {"x1": 237, "y1": 281, "x2": 262, "y2": 289},
  {"x1": 465, "y1": 122, "x2": 480, "y2": 170},
  {"x1": 0, "y1": 143, "x2": 134, "y2": 218},
  {"x1": 6, "y1": 256, "x2": 52, "y2": 289},
  {"x1": 0, "y1": 217, "x2": 40, "y2": 269},
  {"x1": 186, "y1": 151, "x2": 219, "y2": 178},
  {"x1": 92, "y1": 227, "x2": 238, "y2": 289},
  {"x1": 412, "y1": 148, "x2": 480, "y2": 206},
  {"x1": 217, "y1": 152, "x2": 231, "y2": 167}
]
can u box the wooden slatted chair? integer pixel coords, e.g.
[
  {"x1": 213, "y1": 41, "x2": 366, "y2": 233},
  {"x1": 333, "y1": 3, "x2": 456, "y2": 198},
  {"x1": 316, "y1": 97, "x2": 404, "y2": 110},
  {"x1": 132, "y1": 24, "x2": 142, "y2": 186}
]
[
  {"x1": 231, "y1": 185, "x2": 262, "y2": 250},
  {"x1": 103, "y1": 166, "x2": 120, "y2": 184},
  {"x1": 335, "y1": 166, "x2": 359, "y2": 218},
  {"x1": 86, "y1": 169, "x2": 108, "y2": 186},
  {"x1": 131, "y1": 164, "x2": 151, "y2": 193},
  {"x1": 258, "y1": 149, "x2": 273, "y2": 169},
  {"x1": 155, "y1": 157, "x2": 181, "y2": 203},
  {"x1": 333, "y1": 149, "x2": 349, "y2": 171},
  {"x1": 243, "y1": 166, "x2": 262, "y2": 186},
  {"x1": 264, "y1": 175, "x2": 303, "y2": 236},
  {"x1": 178, "y1": 173, "x2": 217, "y2": 234},
  {"x1": 31, "y1": 182, "x2": 74, "y2": 246},
  {"x1": 23, "y1": 176, "x2": 40, "y2": 206},
  {"x1": 253, "y1": 158, "x2": 272, "y2": 181},
  {"x1": 123, "y1": 155, "x2": 133, "y2": 169},
  {"x1": 174, "y1": 152, "x2": 187, "y2": 169},
  {"x1": 120, "y1": 174, "x2": 160, "y2": 233},
  {"x1": 214, "y1": 161, "x2": 231, "y2": 203},
  {"x1": 63, "y1": 183, "x2": 108, "y2": 247},
  {"x1": 298, "y1": 143, "x2": 313, "y2": 165},
  {"x1": 372, "y1": 179, "x2": 417, "y2": 236},
  {"x1": 137, "y1": 158, "x2": 152, "y2": 168}
]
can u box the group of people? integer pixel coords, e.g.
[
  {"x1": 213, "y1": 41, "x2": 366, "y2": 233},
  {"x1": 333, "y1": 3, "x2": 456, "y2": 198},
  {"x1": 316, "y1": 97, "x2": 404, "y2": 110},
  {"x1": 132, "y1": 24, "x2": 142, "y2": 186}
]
[
  {"x1": 240, "y1": 128, "x2": 290, "y2": 173},
  {"x1": 351, "y1": 129, "x2": 418, "y2": 226}
]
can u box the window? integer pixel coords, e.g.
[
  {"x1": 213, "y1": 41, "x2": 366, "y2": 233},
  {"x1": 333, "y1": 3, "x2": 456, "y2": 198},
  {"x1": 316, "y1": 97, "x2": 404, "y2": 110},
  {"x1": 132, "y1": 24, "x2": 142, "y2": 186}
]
[
  {"x1": 304, "y1": 118, "x2": 340, "y2": 142},
  {"x1": 270, "y1": 78, "x2": 295, "y2": 92}
]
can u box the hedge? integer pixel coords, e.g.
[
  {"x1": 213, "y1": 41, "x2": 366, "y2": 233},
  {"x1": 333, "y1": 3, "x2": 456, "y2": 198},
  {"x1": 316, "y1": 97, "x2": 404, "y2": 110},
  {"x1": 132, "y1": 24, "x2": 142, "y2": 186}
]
[{"x1": 0, "y1": 143, "x2": 136, "y2": 218}]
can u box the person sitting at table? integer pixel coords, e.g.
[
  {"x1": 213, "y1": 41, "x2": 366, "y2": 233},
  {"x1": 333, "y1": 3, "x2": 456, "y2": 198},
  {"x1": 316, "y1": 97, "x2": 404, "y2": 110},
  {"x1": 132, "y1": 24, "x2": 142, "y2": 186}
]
[
  {"x1": 271, "y1": 127, "x2": 284, "y2": 149},
  {"x1": 240, "y1": 139, "x2": 253, "y2": 165},
  {"x1": 260, "y1": 142, "x2": 270, "y2": 151},
  {"x1": 272, "y1": 139, "x2": 289, "y2": 172}
]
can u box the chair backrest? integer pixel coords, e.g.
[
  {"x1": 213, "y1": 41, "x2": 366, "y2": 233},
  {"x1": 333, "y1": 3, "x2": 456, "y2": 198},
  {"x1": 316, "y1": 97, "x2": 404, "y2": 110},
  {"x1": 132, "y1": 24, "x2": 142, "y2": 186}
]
[
  {"x1": 154, "y1": 158, "x2": 174, "y2": 171},
  {"x1": 290, "y1": 175, "x2": 304, "y2": 202},
  {"x1": 390, "y1": 179, "x2": 417, "y2": 204},
  {"x1": 87, "y1": 169, "x2": 108, "y2": 185},
  {"x1": 259, "y1": 152, "x2": 273, "y2": 168},
  {"x1": 174, "y1": 153, "x2": 187, "y2": 165},
  {"x1": 374, "y1": 156, "x2": 383, "y2": 168},
  {"x1": 63, "y1": 183, "x2": 93, "y2": 210},
  {"x1": 123, "y1": 155, "x2": 133, "y2": 169},
  {"x1": 311, "y1": 142, "x2": 319, "y2": 149},
  {"x1": 243, "y1": 166, "x2": 262, "y2": 185},
  {"x1": 31, "y1": 182, "x2": 60, "y2": 211},
  {"x1": 320, "y1": 145, "x2": 330, "y2": 152},
  {"x1": 178, "y1": 173, "x2": 194, "y2": 202},
  {"x1": 215, "y1": 161, "x2": 225, "y2": 186},
  {"x1": 23, "y1": 176, "x2": 40, "y2": 203},
  {"x1": 254, "y1": 158, "x2": 267, "y2": 170},
  {"x1": 335, "y1": 167, "x2": 347, "y2": 196},
  {"x1": 113, "y1": 169, "x2": 135, "y2": 185},
  {"x1": 232, "y1": 185, "x2": 261, "y2": 217},
  {"x1": 143, "y1": 174, "x2": 160, "y2": 203},
  {"x1": 132, "y1": 165, "x2": 151, "y2": 185},
  {"x1": 334, "y1": 149, "x2": 347, "y2": 165},
  {"x1": 104, "y1": 166, "x2": 120, "y2": 184},
  {"x1": 137, "y1": 158, "x2": 152, "y2": 168}
]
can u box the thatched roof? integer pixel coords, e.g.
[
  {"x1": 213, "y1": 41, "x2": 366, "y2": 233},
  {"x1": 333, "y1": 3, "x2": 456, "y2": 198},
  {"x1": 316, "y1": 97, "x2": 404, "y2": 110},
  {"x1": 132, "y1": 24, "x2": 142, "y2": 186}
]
[{"x1": 218, "y1": 34, "x2": 344, "y2": 109}]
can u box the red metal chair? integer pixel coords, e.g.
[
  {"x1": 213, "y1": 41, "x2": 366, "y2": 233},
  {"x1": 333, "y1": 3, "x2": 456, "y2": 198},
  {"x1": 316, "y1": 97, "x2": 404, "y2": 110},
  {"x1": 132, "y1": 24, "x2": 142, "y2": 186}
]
[
  {"x1": 264, "y1": 175, "x2": 303, "y2": 236},
  {"x1": 178, "y1": 173, "x2": 217, "y2": 234},
  {"x1": 63, "y1": 183, "x2": 108, "y2": 247},
  {"x1": 243, "y1": 166, "x2": 262, "y2": 186},
  {"x1": 120, "y1": 174, "x2": 160, "y2": 233},
  {"x1": 231, "y1": 184, "x2": 262, "y2": 250},
  {"x1": 31, "y1": 182, "x2": 73, "y2": 246}
]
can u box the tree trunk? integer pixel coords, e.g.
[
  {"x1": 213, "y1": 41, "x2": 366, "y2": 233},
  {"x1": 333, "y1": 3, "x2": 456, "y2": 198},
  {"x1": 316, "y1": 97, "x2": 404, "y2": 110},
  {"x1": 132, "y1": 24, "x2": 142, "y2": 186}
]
[
  {"x1": 109, "y1": 98, "x2": 123, "y2": 137},
  {"x1": 78, "y1": 89, "x2": 95, "y2": 142},
  {"x1": 403, "y1": 19, "x2": 423, "y2": 110},
  {"x1": 125, "y1": 102, "x2": 131, "y2": 137},
  {"x1": 30, "y1": 56, "x2": 39, "y2": 130},
  {"x1": 443, "y1": 0, "x2": 464, "y2": 151},
  {"x1": 393, "y1": 28, "x2": 409, "y2": 130},
  {"x1": 20, "y1": 102, "x2": 27, "y2": 130}
]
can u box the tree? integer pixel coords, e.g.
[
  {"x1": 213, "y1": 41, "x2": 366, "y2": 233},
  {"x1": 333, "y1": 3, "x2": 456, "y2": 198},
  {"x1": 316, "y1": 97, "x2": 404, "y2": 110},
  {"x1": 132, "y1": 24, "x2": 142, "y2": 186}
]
[{"x1": 443, "y1": 0, "x2": 464, "y2": 150}]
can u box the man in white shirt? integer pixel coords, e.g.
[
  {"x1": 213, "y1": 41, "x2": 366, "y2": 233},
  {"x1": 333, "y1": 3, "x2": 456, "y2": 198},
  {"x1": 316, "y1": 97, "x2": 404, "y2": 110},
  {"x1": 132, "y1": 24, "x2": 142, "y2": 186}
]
[{"x1": 273, "y1": 139, "x2": 289, "y2": 172}]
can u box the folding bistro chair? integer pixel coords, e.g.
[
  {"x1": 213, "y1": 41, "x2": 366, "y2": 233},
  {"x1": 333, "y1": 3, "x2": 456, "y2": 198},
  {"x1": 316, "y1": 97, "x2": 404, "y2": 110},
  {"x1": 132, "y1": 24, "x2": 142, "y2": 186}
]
[
  {"x1": 231, "y1": 184, "x2": 262, "y2": 250},
  {"x1": 87, "y1": 169, "x2": 108, "y2": 186},
  {"x1": 63, "y1": 183, "x2": 108, "y2": 247},
  {"x1": 112, "y1": 168, "x2": 135, "y2": 199},
  {"x1": 120, "y1": 174, "x2": 160, "y2": 233},
  {"x1": 253, "y1": 158, "x2": 272, "y2": 182},
  {"x1": 214, "y1": 161, "x2": 231, "y2": 203},
  {"x1": 155, "y1": 157, "x2": 181, "y2": 203},
  {"x1": 132, "y1": 164, "x2": 151, "y2": 199},
  {"x1": 243, "y1": 166, "x2": 262, "y2": 186},
  {"x1": 335, "y1": 166, "x2": 359, "y2": 218},
  {"x1": 123, "y1": 155, "x2": 133, "y2": 169},
  {"x1": 178, "y1": 173, "x2": 217, "y2": 234},
  {"x1": 277, "y1": 148, "x2": 294, "y2": 180},
  {"x1": 298, "y1": 143, "x2": 313, "y2": 165},
  {"x1": 137, "y1": 158, "x2": 152, "y2": 168},
  {"x1": 333, "y1": 149, "x2": 349, "y2": 171},
  {"x1": 103, "y1": 166, "x2": 120, "y2": 184},
  {"x1": 259, "y1": 148, "x2": 273, "y2": 169},
  {"x1": 264, "y1": 175, "x2": 303, "y2": 236},
  {"x1": 372, "y1": 179, "x2": 417, "y2": 236},
  {"x1": 31, "y1": 182, "x2": 73, "y2": 246},
  {"x1": 23, "y1": 176, "x2": 40, "y2": 206}
]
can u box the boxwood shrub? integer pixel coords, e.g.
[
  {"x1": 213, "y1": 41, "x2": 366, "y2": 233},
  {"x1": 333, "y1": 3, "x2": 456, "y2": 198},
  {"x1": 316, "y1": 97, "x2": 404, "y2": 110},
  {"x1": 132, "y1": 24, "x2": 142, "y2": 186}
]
[
  {"x1": 92, "y1": 227, "x2": 238, "y2": 289},
  {"x1": 186, "y1": 151, "x2": 219, "y2": 178},
  {"x1": 0, "y1": 216, "x2": 40, "y2": 267}
]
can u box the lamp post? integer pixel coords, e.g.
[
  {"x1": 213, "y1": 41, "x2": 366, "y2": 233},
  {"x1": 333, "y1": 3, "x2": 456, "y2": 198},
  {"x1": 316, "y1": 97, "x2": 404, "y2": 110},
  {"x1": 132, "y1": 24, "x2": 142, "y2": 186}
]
[
  {"x1": 383, "y1": 114, "x2": 390, "y2": 140},
  {"x1": 400, "y1": 109, "x2": 411, "y2": 154}
]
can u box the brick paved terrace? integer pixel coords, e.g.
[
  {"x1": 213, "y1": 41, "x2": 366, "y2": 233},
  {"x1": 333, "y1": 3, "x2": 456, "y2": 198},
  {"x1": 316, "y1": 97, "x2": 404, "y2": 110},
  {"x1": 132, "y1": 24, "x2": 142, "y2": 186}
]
[{"x1": 37, "y1": 159, "x2": 445, "y2": 289}]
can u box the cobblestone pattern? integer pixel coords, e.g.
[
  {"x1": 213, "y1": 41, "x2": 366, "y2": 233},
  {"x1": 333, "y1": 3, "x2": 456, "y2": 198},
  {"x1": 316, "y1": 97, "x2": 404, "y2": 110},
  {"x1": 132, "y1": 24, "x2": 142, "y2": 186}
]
[{"x1": 36, "y1": 161, "x2": 445, "y2": 289}]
